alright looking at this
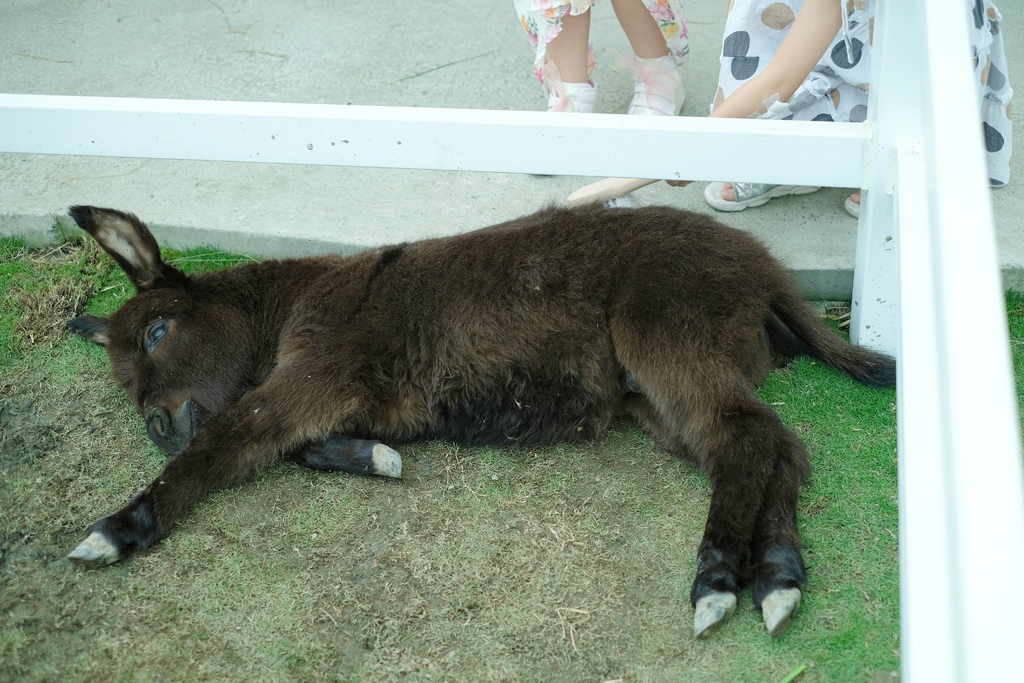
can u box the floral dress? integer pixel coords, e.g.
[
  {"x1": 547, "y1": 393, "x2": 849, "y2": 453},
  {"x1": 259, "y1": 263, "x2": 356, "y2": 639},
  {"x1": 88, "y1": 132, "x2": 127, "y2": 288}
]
[
  {"x1": 714, "y1": 0, "x2": 1012, "y2": 185},
  {"x1": 513, "y1": 0, "x2": 690, "y2": 84}
]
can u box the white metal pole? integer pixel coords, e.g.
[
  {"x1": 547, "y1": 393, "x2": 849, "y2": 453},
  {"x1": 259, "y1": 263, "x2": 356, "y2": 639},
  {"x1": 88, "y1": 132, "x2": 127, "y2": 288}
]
[
  {"x1": 850, "y1": 0, "x2": 904, "y2": 354},
  {"x1": 894, "y1": 2, "x2": 1024, "y2": 682}
]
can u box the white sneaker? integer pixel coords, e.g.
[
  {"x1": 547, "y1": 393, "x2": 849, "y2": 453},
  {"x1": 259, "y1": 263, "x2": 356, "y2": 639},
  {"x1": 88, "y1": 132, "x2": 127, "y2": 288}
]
[
  {"x1": 615, "y1": 53, "x2": 685, "y2": 116},
  {"x1": 542, "y1": 61, "x2": 598, "y2": 113},
  {"x1": 606, "y1": 193, "x2": 641, "y2": 209},
  {"x1": 547, "y1": 80, "x2": 598, "y2": 113}
]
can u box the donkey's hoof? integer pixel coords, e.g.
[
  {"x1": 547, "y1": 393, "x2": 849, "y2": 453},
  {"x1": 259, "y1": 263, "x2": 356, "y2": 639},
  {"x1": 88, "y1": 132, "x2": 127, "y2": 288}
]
[
  {"x1": 371, "y1": 444, "x2": 402, "y2": 479},
  {"x1": 68, "y1": 531, "x2": 120, "y2": 567},
  {"x1": 761, "y1": 587, "x2": 802, "y2": 637},
  {"x1": 694, "y1": 591, "x2": 737, "y2": 639}
]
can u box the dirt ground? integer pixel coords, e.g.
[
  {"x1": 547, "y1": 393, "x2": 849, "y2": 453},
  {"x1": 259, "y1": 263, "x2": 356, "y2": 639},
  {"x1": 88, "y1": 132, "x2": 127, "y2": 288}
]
[{"x1": 0, "y1": 243, "x2": 902, "y2": 682}]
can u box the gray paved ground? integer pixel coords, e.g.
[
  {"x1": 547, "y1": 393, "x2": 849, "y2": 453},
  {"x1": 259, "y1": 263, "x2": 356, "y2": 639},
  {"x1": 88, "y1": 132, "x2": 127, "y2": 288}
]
[{"x1": 0, "y1": 0, "x2": 1020, "y2": 298}]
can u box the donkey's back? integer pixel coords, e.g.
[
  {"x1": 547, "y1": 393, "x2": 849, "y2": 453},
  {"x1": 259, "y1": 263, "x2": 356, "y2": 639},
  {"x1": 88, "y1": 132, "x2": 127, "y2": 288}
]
[{"x1": 284, "y1": 204, "x2": 810, "y2": 445}]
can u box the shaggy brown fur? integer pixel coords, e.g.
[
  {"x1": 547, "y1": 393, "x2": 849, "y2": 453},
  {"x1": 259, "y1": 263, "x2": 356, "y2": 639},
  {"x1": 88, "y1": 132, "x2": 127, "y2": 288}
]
[{"x1": 65, "y1": 203, "x2": 894, "y2": 638}]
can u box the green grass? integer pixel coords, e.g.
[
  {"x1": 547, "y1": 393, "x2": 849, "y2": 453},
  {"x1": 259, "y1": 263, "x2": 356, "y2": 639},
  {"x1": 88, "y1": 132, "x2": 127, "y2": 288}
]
[
  {"x1": 1009, "y1": 290, "x2": 1024, "y2": 427},
  {"x1": 1, "y1": 236, "x2": 1020, "y2": 682}
]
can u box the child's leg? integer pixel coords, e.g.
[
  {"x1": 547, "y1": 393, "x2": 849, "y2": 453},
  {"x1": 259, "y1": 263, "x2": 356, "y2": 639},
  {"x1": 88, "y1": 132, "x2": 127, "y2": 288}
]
[
  {"x1": 544, "y1": 10, "x2": 598, "y2": 112},
  {"x1": 611, "y1": 0, "x2": 669, "y2": 59},
  {"x1": 546, "y1": 11, "x2": 592, "y2": 83},
  {"x1": 545, "y1": 11, "x2": 599, "y2": 112},
  {"x1": 611, "y1": 0, "x2": 687, "y2": 115},
  {"x1": 513, "y1": 1, "x2": 597, "y2": 112},
  {"x1": 513, "y1": 1, "x2": 596, "y2": 85}
]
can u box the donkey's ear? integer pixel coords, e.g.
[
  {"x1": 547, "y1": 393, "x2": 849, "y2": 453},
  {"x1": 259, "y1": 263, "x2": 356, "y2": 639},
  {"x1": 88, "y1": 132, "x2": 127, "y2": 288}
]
[
  {"x1": 69, "y1": 206, "x2": 189, "y2": 291},
  {"x1": 67, "y1": 315, "x2": 111, "y2": 347}
]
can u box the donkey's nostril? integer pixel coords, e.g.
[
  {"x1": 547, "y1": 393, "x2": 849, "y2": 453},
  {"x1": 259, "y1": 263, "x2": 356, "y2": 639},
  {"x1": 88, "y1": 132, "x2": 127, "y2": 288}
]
[{"x1": 146, "y1": 406, "x2": 172, "y2": 438}]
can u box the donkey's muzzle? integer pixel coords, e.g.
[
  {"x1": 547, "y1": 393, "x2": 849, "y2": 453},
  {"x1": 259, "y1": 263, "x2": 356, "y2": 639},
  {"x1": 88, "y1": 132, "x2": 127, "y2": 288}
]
[{"x1": 145, "y1": 401, "x2": 201, "y2": 456}]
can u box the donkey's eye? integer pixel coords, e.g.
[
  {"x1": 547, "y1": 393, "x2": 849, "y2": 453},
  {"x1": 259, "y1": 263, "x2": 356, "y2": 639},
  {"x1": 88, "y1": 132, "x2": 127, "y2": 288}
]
[{"x1": 146, "y1": 321, "x2": 169, "y2": 352}]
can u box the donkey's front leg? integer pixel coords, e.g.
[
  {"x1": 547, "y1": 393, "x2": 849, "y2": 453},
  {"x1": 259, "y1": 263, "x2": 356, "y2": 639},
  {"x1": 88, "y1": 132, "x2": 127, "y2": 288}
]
[
  {"x1": 68, "y1": 378, "x2": 369, "y2": 567},
  {"x1": 68, "y1": 483, "x2": 171, "y2": 567}
]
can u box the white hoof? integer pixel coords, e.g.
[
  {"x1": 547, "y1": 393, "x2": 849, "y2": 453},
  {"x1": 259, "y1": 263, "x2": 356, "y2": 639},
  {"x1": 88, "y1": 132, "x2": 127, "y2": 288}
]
[
  {"x1": 761, "y1": 587, "x2": 802, "y2": 637},
  {"x1": 371, "y1": 444, "x2": 402, "y2": 479},
  {"x1": 693, "y1": 591, "x2": 737, "y2": 639},
  {"x1": 67, "y1": 531, "x2": 120, "y2": 567}
]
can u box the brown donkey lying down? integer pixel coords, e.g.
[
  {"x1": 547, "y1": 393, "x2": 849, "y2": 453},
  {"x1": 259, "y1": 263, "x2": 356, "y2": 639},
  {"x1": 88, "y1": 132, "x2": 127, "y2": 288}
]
[{"x1": 65, "y1": 204, "x2": 895, "y2": 639}]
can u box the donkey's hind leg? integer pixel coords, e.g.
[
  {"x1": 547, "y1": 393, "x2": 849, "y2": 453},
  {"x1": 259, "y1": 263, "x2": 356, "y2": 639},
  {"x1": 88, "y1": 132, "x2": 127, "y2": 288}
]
[
  {"x1": 626, "y1": 386, "x2": 806, "y2": 638},
  {"x1": 289, "y1": 434, "x2": 402, "y2": 479},
  {"x1": 689, "y1": 394, "x2": 805, "y2": 638},
  {"x1": 750, "y1": 428, "x2": 809, "y2": 637}
]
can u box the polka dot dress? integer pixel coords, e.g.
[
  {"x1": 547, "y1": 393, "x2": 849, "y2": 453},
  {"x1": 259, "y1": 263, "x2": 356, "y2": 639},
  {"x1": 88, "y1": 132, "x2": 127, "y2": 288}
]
[
  {"x1": 713, "y1": 0, "x2": 871, "y2": 123},
  {"x1": 971, "y1": 0, "x2": 1013, "y2": 186},
  {"x1": 714, "y1": 0, "x2": 1012, "y2": 185}
]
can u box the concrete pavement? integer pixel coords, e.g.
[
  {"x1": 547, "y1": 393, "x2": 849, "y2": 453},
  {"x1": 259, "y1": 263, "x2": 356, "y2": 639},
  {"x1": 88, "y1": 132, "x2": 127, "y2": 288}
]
[{"x1": 0, "y1": 0, "x2": 1020, "y2": 298}]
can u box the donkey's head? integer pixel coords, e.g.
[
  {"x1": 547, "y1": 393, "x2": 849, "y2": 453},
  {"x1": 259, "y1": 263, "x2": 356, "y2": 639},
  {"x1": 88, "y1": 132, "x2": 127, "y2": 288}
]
[{"x1": 68, "y1": 206, "x2": 258, "y2": 456}]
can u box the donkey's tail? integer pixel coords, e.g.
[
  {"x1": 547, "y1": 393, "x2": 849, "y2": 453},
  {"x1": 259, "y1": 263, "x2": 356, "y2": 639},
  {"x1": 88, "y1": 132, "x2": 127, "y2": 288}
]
[{"x1": 767, "y1": 290, "x2": 897, "y2": 388}]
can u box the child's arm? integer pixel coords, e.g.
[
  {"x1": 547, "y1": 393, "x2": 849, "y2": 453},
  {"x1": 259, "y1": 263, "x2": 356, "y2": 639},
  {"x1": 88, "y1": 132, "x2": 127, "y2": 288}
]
[
  {"x1": 567, "y1": 0, "x2": 848, "y2": 202},
  {"x1": 711, "y1": 0, "x2": 844, "y2": 119}
]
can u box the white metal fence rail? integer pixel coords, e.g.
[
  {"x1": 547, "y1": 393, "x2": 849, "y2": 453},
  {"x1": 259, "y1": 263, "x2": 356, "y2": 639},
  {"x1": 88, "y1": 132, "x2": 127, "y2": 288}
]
[
  {"x1": 0, "y1": 0, "x2": 1021, "y2": 680},
  {"x1": 871, "y1": 2, "x2": 1024, "y2": 681}
]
